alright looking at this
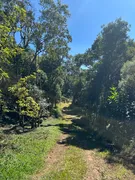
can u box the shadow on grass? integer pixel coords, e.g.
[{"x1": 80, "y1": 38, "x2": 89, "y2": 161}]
[
  {"x1": 0, "y1": 117, "x2": 33, "y2": 134},
  {"x1": 59, "y1": 105, "x2": 135, "y2": 175},
  {"x1": 59, "y1": 119, "x2": 135, "y2": 174},
  {"x1": 62, "y1": 104, "x2": 87, "y2": 117},
  {"x1": 58, "y1": 120, "x2": 118, "y2": 151},
  {"x1": 2, "y1": 125, "x2": 36, "y2": 134}
]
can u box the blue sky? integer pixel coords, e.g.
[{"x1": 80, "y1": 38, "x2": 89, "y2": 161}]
[{"x1": 31, "y1": 0, "x2": 135, "y2": 55}]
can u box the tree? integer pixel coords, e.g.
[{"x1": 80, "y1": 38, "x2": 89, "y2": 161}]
[
  {"x1": 0, "y1": 1, "x2": 26, "y2": 81},
  {"x1": 87, "y1": 19, "x2": 132, "y2": 113},
  {"x1": 40, "y1": 0, "x2": 72, "y2": 57},
  {"x1": 38, "y1": 0, "x2": 71, "y2": 108},
  {"x1": 118, "y1": 58, "x2": 135, "y2": 120},
  {"x1": 71, "y1": 18, "x2": 135, "y2": 119},
  {"x1": 0, "y1": 0, "x2": 71, "y2": 127},
  {"x1": 0, "y1": 0, "x2": 26, "y2": 118},
  {"x1": 8, "y1": 74, "x2": 40, "y2": 129}
]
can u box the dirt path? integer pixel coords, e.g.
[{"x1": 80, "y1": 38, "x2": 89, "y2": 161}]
[
  {"x1": 31, "y1": 103, "x2": 135, "y2": 180},
  {"x1": 84, "y1": 150, "x2": 104, "y2": 180},
  {"x1": 32, "y1": 133, "x2": 69, "y2": 180},
  {"x1": 84, "y1": 150, "x2": 116, "y2": 180}
]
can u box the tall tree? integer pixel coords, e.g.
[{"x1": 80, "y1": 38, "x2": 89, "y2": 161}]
[{"x1": 39, "y1": 0, "x2": 72, "y2": 107}]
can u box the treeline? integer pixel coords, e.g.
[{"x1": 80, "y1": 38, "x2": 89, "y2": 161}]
[
  {"x1": 1, "y1": 0, "x2": 135, "y2": 135},
  {"x1": 0, "y1": 0, "x2": 71, "y2": 129},
  {"x1": 68, "y1": 18, "x2": 135, "y2": 122}
]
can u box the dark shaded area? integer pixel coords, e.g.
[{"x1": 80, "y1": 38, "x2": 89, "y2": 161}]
[
  {"x1": 62, "y1": 104, "x2": 87, "y2": 117},
  {"x1": 0, "y1": 113, "x2": 44, "y2": 134},
  {"x1": 2, "y1": 125, "x2": 35, "y2": 134},
  {"x1": 58, "y1": 120, "x2": 119, "y2": 152},
  {"x1": 0, "y1": 112, "x2": 19, "y2": 126}
]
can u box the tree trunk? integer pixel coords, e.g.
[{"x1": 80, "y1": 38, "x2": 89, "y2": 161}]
[{"x1": 22, "y1": 116, "x2": 24, "y2": 132}]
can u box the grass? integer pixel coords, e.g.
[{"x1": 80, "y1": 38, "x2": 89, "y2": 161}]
[
  {"x1": 95, "y1": 149, "x2": 134, "y2": 180},
  {"x1": 0, "y1": 113, "x2": 87, "y2": 180},
  {"x1": 1, "y1": 102, "x2": 135, "y2": 180},
  {"x1": 42, "y1": 146, "x2": 87, "y2": 180},
  {"x1": 97, "y1": 150, "x2": 111, "y2": 158},
  {"x1": 0, "y1": 119, "x2": 65, "y2": 180},
  {"x1": 52, "y1": 102, "x2": 71, "y2": 119},
  {"x1": 57, "y1": 102, "x2": 71, "y2": 110},
  {"x1": 101, "y1": 163, "x2": 132, "y2": 180}
]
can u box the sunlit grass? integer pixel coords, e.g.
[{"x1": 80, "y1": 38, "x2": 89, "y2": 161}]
[
  {"x1": 98, "y1": 150, "x2": 111, "y2": 158},
  {"x1": 0, "y1": 119, "x2": 63, "y2": 180},
  {"x1": 95, "y1": 149, "x2": 134, "y2": 179},
  {"x1": 42, "y1": 146, "x2": 87, "y2": 180},
  {"x1": 57, "y1": 102, "x2": 71, "y2": 110}
]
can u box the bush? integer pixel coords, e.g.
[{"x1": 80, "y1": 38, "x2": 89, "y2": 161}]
[{"x1": 121, "y1": 140, "x2": 135, "y2": 164}]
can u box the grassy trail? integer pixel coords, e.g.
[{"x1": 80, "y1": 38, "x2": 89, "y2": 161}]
[
  {"x1": 31, "y1": 103, "x2": 87, "y2": 180},
  {"x1": 1, "y1": 102, "x2": 135, "y2": 179},
  {"x1": 31, "y1": 102, "x2": 135, "y2": 180}
]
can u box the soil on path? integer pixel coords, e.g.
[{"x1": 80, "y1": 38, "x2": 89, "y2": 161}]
[{"x1": 31, "y1": 133, "x2": 69, "y2": 180}]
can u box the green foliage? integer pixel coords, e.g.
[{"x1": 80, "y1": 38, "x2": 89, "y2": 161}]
[
  {"x1": 71, "y1": 18, "x2": 135, "y2": 120},
  {"x1": 118, "y1": 58, "x2": 135, "y2": 119},
  {"x1": 40, "y1": 0, "x2": 72, "y2": 57},
  {"x1": 28, "y1": 85, "x2": 50, "y2": 118},
  {"x1": 1, "y1": 3, "x2": 135, "y2": 177},
  {"x1": 0, "y1": 0, "x2": 71, "y2": 127},
  {"x1": 119, "y1": 58, "x2": 135, "y2": 92},
  {"x1": 0, "y1": 68, "x2": 9, "y2": 81},
  {"x1": 108, "y1": 86, "x2": 119, "y2": 103},
  {"x1": 0, "y1": 2, "x2": 26, "y2": 80},
  {"x1": 8, "y1": 74, "x2": 40, "y2": 119}
]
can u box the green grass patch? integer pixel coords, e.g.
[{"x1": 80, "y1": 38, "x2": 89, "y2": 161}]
[
  {"x1": 53, "y1": 102, "x2": 71, "y2": 118},
  {"x1": 42, "y1": 146, "x2": 87, "y2": 180},
  {"x1": 97, "y1": 150, "x2": 111, "y2": 158},
  {"x1": 0, "y1": 119, "x2": 65, "y2": 180},
  {"x1": 95, "y1": 149, "x2": 134, "y2": 180},
  {"x1": 115, "y1": 164, "x2": 128, "y2": 179},
  {"x1": 57, "y1": 102, "x2": 71, "y2": 110}
]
